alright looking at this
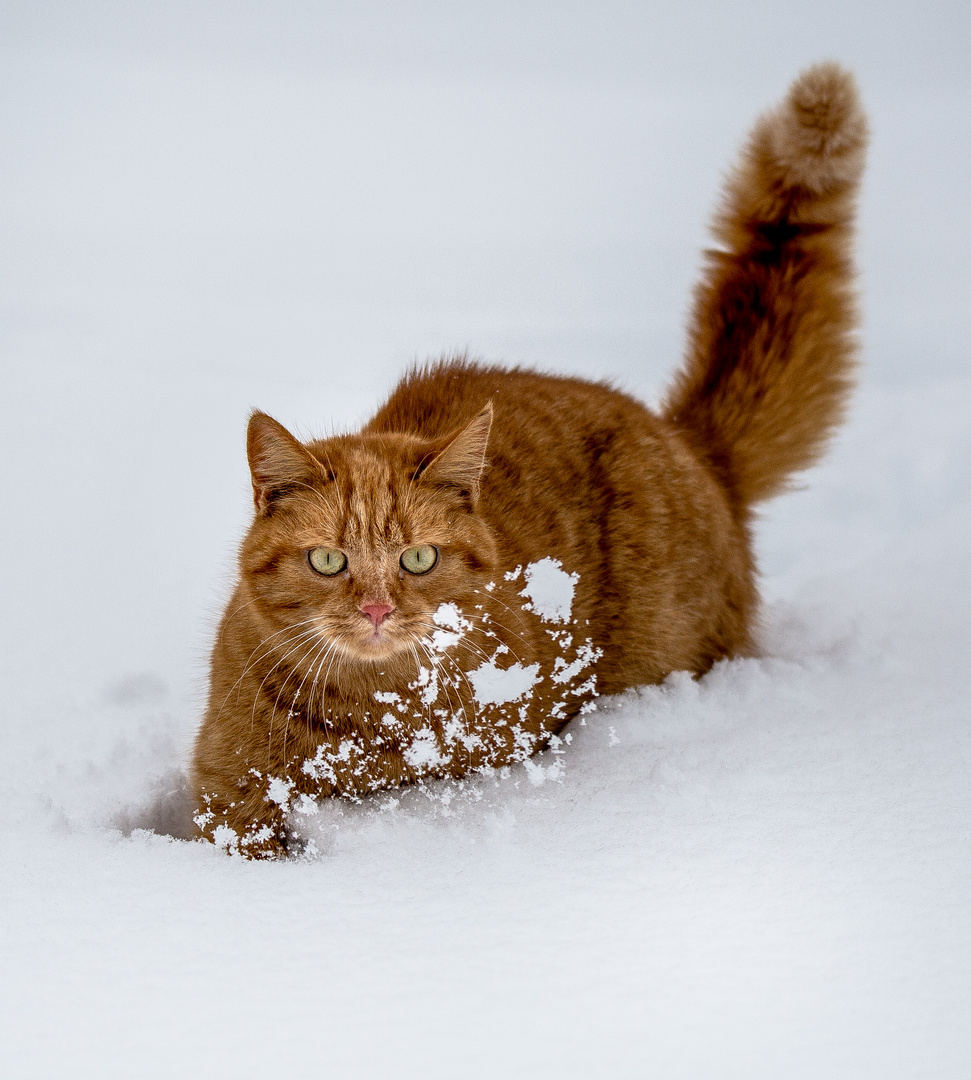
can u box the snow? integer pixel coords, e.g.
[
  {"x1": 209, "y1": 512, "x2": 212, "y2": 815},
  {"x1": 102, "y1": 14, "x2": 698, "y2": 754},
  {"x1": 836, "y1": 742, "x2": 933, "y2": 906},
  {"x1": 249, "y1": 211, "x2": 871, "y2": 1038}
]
[
  {"x1": 468, "y1": 658, "x2": 541, "y2": 706},
  {"x1": 429, "y1": 600, "x2": 470, "y2": 651},
  {"x1": 432, "y1": 602, "x2": 465, "y2": 631},
  {"x1": 2, "y1": 4, "x2": 970, "y2": 1078},
  {"x1": 401, "y1": 728, "x2": 445, "y2": 770},
  {"x1": 519, "y1": 557, "x2": 580, "y2": 624}
]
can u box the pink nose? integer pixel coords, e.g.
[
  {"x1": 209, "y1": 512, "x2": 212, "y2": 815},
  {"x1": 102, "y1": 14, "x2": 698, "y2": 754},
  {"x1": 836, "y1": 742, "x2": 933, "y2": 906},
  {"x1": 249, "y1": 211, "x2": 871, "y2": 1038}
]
[{"x1": 361, "y1": 602, "x2": 395, "y2": 627}]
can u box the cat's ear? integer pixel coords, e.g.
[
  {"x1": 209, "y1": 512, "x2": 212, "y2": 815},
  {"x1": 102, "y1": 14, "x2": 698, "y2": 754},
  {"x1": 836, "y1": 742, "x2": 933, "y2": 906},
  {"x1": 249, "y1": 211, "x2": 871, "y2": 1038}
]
[
  {"x1": 419, "y1": 403, "x2": 493, "y2": 503},
  {"x1": 247, "y1": 411, "x2": 322, "y2": 513}
]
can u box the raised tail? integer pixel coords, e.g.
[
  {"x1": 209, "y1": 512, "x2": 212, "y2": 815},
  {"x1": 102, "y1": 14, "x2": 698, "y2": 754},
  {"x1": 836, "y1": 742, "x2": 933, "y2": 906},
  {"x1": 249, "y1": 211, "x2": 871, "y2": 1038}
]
[{"x1": 663, "y1": 62, "x2": 868, "y2": 508}]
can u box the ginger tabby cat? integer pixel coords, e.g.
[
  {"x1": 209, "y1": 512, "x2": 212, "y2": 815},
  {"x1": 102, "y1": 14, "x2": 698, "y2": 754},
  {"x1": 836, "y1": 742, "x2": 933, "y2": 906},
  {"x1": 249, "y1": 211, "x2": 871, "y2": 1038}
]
[{"x1": 192, "y1": 63, "x2": 867, "y2": 856}]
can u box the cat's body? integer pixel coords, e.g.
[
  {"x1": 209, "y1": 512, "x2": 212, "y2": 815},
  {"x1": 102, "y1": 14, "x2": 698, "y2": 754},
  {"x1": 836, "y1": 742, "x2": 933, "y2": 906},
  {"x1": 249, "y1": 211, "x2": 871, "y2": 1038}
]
[{"x1": 192, "y1": 64, "x2": 867, "y2": 856}]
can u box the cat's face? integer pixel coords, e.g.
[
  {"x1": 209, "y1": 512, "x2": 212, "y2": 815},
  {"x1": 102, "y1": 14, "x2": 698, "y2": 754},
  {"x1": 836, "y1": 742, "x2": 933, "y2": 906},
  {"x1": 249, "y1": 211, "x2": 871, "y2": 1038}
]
[{"x1": 240, "y1": 410, "x2": 496, "y2": 667}]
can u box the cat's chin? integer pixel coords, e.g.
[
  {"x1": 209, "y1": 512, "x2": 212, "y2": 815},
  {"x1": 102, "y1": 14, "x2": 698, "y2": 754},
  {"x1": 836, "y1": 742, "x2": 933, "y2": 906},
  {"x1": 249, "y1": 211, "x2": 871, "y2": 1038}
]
[{"x1": 342, "y1": 631, "x2": 413, "y2": 664}]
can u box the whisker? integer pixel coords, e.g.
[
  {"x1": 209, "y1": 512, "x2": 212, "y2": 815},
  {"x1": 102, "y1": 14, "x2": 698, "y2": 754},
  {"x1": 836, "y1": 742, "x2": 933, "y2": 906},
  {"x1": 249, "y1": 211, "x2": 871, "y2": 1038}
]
[
  {"x1": 410, "y1": 639, "x2": 472, "y2": 770},
  {"x1": 407, "y1": 643, "x2": 429, "y2": 727},
  {"x1": 414, "y1": 620, "x2": 520, "y2": 668},
  {"x1": 470, "y1": 589, "x2": 532, "y2": 636},
  {"x1": 420, "y1": 604, "x2": 532, "y2": 655},
  {"x1": 308, "y1": 638, "x2": 342, "y2": 727},
  {"x1": 211, "y1": 616, "x2": 325, "y2": 723},
  {"x1": 253, "y1": 626, "x2": 327, "y2": 761},
  {"x1": 280, "y1": 633, "x2": 334, "y2": 763},
  {"x1": 431, "y1": 648, "x2": 479, "y2": 767},
  {"x1": 221, "y1": 594, "x2": 262, "y2": 627},
  {"x1": 317, "y1": 635, "x2": 349, "y2": 733}
]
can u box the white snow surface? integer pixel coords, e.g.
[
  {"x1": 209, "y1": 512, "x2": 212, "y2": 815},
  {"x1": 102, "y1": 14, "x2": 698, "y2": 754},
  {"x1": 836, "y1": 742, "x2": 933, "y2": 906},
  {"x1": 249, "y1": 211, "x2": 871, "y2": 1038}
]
[{"x1": 2, "y1": 5, "x2": 970, "y2": 1078}]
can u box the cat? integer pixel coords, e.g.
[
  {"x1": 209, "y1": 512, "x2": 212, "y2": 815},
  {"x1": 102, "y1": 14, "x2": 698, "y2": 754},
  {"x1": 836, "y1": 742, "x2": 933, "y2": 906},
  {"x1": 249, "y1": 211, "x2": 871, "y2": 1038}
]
[{"x1": 191, "y1": 63, "x2": 867, "y2": 857}]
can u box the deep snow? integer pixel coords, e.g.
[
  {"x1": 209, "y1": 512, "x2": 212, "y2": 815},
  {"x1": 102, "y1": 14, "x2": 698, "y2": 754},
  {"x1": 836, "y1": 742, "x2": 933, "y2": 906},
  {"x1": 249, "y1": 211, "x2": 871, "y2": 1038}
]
[{"x1": 2, "y1": 4, "x2": 970, "y2": 1078}]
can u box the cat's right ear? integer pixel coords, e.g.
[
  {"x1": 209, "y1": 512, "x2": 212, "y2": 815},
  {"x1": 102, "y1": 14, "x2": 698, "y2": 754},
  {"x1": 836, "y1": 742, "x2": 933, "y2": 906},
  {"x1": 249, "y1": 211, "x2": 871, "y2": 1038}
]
[
  {"x1": 246, "y1": 411, "x2": 321, "y2": 514},
  {"x1": 419, "y1": 403, "x2": 493, "y2": 504}
]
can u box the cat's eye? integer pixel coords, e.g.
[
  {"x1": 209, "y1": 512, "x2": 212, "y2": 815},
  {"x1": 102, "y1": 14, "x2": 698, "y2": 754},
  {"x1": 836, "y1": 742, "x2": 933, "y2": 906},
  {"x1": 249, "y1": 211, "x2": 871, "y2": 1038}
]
[
  {"x1": 308, "y1": 547, "x2": 347, "y2": 576},
  {"x1": 400, "y1": 545, "x2": 438, "y2": 575}
]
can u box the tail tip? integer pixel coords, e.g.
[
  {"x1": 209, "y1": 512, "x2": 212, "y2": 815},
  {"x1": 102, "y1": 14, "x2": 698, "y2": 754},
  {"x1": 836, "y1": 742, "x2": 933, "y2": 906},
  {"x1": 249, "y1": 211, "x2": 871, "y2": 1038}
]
[{"x1": 767, "y1": 62, "x2": 868, "y2": 193}]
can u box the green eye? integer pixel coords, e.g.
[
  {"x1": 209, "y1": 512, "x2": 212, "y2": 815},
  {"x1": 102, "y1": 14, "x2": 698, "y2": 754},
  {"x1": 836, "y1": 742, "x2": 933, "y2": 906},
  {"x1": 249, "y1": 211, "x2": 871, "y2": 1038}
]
[
  {"x1": 308, "y1": 547, "x2": 347, "y2": 576},
  {"x1": 400, "y1": 545, "x2": 438, "y2": 575}
]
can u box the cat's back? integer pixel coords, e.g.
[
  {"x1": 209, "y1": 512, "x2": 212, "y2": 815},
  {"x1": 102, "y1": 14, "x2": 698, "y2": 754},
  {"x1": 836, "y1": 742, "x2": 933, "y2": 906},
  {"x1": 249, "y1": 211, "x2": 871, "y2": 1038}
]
[
  {"x1": 365, "y1": 357, "x2": 653, "y2": 444},
  {"x1": 366, "y1": 359, "x2": 674, "y2": 548},
  {"x1": 368, "y1": 357, "x2": 751, "y2": 686}
]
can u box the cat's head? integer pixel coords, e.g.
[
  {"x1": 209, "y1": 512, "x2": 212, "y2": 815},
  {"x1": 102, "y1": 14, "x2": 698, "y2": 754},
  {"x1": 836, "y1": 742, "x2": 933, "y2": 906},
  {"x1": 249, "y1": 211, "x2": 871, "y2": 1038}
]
[{"x1": 238, "y1": 406, "x2": 497, "y2": 666}]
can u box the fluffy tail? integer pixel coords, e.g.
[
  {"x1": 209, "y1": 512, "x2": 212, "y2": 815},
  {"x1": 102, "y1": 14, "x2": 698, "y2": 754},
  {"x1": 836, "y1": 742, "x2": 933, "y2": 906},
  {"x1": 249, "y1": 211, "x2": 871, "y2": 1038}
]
[{"x1": 663, "y1": 62, "x2": 868, "y2": 508}]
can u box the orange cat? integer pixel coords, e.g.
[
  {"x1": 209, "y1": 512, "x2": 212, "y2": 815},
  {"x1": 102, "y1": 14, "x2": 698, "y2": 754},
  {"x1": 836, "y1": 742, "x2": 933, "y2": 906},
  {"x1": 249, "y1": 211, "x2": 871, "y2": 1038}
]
[{"x1": 192, "y1": 63, "x2": 867, "y2": 857}]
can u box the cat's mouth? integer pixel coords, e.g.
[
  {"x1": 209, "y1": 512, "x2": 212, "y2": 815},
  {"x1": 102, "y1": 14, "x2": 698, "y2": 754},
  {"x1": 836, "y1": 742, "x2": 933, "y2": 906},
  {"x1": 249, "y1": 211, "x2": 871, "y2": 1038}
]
[{"x1": 344, "y1": 616, "x2": 413, "y2": 662}]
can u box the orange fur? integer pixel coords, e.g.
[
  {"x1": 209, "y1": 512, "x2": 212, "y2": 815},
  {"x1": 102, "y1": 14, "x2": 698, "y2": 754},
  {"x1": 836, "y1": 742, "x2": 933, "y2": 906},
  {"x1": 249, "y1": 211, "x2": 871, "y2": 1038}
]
[
  {"x1": 664, "y1": 62, "x2": 867, "y2": 506},
  {"x1": 191, "y1": 64, "x2": 866, "y2": 857}
]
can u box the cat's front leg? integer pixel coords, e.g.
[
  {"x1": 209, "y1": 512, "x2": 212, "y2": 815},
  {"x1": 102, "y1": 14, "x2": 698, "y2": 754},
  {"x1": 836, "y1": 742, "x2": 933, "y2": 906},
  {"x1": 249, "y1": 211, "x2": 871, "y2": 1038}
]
[{"x1": 191, "y1": 765, "x2": 292, "y2": 859}]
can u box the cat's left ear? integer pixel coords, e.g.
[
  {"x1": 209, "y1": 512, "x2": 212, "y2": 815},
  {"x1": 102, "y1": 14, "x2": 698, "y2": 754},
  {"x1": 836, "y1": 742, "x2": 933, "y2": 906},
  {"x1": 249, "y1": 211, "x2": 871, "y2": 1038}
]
[
  {"x1": 420, "y1": 403, "x2": 493, "y2": 504},
  {"x1": 247, "y1": 410, "x2": 324, "y2": 514}
]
